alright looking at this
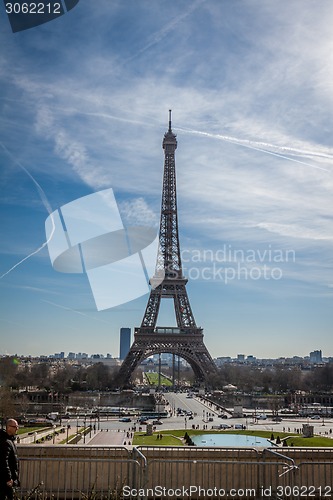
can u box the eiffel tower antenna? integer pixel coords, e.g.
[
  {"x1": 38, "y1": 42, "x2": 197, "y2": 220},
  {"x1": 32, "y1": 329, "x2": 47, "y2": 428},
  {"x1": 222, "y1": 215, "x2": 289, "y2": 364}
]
[{"x1": 114, "y1": 112, "x2": 217, "y2": 387}]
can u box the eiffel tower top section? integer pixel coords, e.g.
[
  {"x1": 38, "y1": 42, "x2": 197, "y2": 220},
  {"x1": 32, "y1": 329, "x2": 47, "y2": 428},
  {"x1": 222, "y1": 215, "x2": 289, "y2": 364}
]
[
  {"x1": 155, "y1": 110, "x2": 184, "y2": 282},
  {"x1": 162, "y1": 109, "x2": 177, "y2": 150}
]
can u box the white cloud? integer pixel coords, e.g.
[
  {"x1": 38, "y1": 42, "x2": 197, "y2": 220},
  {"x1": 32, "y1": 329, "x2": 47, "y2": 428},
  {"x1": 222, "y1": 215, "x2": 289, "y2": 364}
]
[
  {"x1": 255, "y1": 222, "x2": 333, "y2": 241},
  {"x1": 119, "y1": 197, "x2": 158, "y2": 227}
]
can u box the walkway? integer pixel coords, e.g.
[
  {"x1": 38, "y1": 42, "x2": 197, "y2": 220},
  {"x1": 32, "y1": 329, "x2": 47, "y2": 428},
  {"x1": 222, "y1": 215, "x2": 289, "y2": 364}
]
[
  {"x1": 86, "y1": 429, "x2": 133, "y2": 446},
  {"x1": 19, "y1": 426, "x2": 134, "y2": 446}
]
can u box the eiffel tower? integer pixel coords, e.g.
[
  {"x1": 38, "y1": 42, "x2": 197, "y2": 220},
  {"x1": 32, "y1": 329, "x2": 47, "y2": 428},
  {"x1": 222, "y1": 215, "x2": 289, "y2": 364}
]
[{"x1": 115, "y1": 111, "x2": 217, "y2": 387}]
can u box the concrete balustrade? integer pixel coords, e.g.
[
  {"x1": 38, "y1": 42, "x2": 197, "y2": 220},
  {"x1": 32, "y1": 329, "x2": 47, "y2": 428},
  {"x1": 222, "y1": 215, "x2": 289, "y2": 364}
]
[{"x1": 17, "y1": 445, "x2": 333, "y2": 499}]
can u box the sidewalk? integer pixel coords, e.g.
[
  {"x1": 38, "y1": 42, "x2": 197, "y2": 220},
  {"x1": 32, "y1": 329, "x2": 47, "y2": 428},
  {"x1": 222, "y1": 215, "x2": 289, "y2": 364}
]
[
  {"x1": 56, "y1": 428, "x2": 134, "y2": 446},
  {"x1": 19, "y1": 426, "x2": 65, "y2": 444},
  {"x1": 18, "y1": 425, "x2": 134, "y2": 446},
  {"x1": 86, "y1": 429, "x2": 132, "y2": 445}
]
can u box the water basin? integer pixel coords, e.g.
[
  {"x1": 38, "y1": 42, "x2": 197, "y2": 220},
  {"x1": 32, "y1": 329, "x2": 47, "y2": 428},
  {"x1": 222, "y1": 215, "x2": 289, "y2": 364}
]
[{"x1": 191, "y1": 433, "x2": 271, "y2": 447}]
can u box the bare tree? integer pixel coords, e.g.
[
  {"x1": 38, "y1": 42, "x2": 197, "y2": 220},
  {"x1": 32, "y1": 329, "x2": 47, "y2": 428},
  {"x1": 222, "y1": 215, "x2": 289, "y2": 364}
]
[{"x1": 0, "y1": 387, "x2": 17, "y2": 424}]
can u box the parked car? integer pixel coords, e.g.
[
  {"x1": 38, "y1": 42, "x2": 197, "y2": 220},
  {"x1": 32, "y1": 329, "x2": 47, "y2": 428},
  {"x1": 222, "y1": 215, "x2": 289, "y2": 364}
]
[
  {"x1": 119, "y1": 417, "x2": 131, "y2": 422},
  {"x1": 257, "y1": 414, "x2": 267, "y2": 420},
  {"x1": 152, "y1": 420, "x2": 163, "y2": 425}
]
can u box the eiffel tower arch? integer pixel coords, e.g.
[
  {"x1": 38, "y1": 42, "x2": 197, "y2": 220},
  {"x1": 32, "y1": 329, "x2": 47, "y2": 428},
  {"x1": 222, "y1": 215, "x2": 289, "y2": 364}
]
[{"x1": 114, "y1": 112, "x2": 217, "y2": 387}]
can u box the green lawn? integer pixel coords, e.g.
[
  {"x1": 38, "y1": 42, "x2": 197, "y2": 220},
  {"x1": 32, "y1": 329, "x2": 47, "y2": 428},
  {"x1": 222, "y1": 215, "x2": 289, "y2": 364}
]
[
  {"x1": 19, "y1": 426, "x2": 50, "y2": 435},
  {"x1": 144, "y1": 371, "x2": 173, "y2": 386},
  {"x1": 282, "y1": 435, "x2": 333, "y2": 447},
  {"x1": 132, "y1": 431, "x2": 184, "y2": 446},
  {"x1": 133, "y1": 428, "x2": 333, "y2": 447}
]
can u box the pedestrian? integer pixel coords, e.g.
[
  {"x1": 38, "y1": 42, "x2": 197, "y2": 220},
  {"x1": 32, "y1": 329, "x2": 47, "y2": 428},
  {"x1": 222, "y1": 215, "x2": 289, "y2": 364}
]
[{"x1": 0, "y1": 419, "x2": 20, "y2": 500}]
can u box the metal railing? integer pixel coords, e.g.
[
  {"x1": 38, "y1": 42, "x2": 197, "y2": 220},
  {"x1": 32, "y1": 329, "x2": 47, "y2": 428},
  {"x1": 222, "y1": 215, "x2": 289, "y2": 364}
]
[
  {"x1": 19, "y1": 446, "x2": 146, "y2": 499},
  {"x1": 17, "y1": 445, "x2": 333, "y2": 499}
]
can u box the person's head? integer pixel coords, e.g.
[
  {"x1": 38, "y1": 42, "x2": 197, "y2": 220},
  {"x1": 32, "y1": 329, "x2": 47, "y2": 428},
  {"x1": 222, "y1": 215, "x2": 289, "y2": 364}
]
[{"x1": 6, "y1": 419, "x2": 19, "y2": 436}]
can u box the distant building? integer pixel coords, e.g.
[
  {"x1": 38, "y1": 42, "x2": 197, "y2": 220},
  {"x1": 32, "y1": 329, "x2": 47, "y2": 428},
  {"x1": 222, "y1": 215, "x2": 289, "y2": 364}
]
[
  {"x1": 215, "y1": 357, "x2": 232, "y2": 366},
  {"x1": 309, "y1": 350, "x2": 322, "y2": 363},
  {"x1": 76, "y1": 352, "x2": 88, "y2": 360},
  {"x1": 153, "y1": 353, "x2": 173, "y2": 366},
  {"x1": 120, "y1": 328, "x2": 131, "y2": 360},
  {"x1": 237, "y1": 354, "x2": 245, "y2": 362},
  {"x1": 52, "y1": 352, "x2": 65, "y2": 359}
]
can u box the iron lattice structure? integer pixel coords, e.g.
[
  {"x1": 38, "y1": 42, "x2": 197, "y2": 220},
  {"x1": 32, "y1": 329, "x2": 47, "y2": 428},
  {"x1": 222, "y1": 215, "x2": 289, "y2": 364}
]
[{"x1": 115, "y1": 112, "x2": 217, "y2": 387}]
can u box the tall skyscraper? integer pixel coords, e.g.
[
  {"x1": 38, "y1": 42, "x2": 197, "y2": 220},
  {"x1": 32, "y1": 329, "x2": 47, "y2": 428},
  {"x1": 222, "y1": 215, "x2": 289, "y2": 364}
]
[
  {"x1": 119, "y1": 328, "x2": 131, "y2": 360},
  {"x1": 309, "y1": 350, "x2": 322, "y2": 363}
]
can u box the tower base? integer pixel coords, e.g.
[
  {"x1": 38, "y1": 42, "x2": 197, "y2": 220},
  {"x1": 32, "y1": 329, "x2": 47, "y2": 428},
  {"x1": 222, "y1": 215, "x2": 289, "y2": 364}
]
[{"x1": 114, "y1": 327, "x2": 217, "y2": 388}]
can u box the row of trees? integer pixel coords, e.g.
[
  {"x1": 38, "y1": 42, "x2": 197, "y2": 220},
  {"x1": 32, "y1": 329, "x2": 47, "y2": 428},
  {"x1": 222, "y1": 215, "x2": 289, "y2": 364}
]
[
  {"x1": 0, "y1": 357, "x2": 118, "y2": 393},
  {"x1": 0, "y1": 356, "x2": 332, "y2": 394},
  {"x1": 210, "y1": 363, "x2": 333, "y2": 393}
]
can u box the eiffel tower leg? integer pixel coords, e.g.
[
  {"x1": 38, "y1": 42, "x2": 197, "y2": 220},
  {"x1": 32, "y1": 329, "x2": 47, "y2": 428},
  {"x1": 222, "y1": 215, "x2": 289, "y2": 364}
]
[
  {"x1": 114, "y1": 344, "x2": 144, "y2": 388},
  {"x1": 176, "y1": 338, "x2": 218, "y2": 382}
]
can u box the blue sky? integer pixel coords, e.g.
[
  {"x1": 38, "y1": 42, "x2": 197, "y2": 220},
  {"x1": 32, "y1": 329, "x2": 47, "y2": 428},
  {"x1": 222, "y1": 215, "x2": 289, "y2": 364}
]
[{"x1": 0, "y1": 0, "x2": 332, "y2": 359}]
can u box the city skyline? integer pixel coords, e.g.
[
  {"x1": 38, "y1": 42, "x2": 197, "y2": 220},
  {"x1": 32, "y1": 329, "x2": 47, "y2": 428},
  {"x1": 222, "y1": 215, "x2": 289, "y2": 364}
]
[
  {"x1": 1, "y1": 347, "x2": 328, "y2": 364},
  {"x1": 0, "y1": 1, "x2": 332, "y2": 359}
]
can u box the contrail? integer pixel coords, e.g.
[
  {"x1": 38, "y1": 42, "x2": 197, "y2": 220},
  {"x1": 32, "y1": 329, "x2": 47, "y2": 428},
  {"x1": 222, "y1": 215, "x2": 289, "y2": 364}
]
[
  {"x1": 0, "y1": 142, "x2": 55, "y2": 279},
  {"x1": 124, "y1": 0, "x2": 205, "y2": 64},
  {"x1": 41, "y1": 299, "x2": 110, "y2": 324},
  {"x1": 176, "y1": 127, "x2": 331, "y2": 173},
  {"x1": 0, "y1": 317, "x2": 26, "y2": 328}
]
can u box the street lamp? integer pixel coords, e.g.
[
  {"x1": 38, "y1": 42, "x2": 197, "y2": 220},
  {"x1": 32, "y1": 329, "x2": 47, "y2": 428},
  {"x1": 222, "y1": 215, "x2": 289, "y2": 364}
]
[
  {"x1": 52, "y1": 424, "x2": 56, "y2": 444},
  {"x1": 66, "y1": 424, "x2": 70, "y2": 443}
]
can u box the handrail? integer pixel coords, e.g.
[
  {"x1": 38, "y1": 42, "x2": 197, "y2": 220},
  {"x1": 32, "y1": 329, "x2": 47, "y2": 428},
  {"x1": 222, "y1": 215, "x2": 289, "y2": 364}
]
[{"x1": 263, "y1": 447, "x2": 299, "y2": 477}]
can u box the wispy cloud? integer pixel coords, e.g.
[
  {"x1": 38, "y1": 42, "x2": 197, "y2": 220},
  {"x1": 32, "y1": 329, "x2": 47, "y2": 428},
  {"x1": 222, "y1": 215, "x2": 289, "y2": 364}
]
[{"x1": 119, "y1": 197, "x2": 158, "y2": 227}]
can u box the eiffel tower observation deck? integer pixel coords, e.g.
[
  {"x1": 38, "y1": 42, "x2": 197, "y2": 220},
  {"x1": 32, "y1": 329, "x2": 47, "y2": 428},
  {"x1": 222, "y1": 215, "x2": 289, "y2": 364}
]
[{"x1": 114, "y1": 112, "x2": 217, "y2": 387}]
